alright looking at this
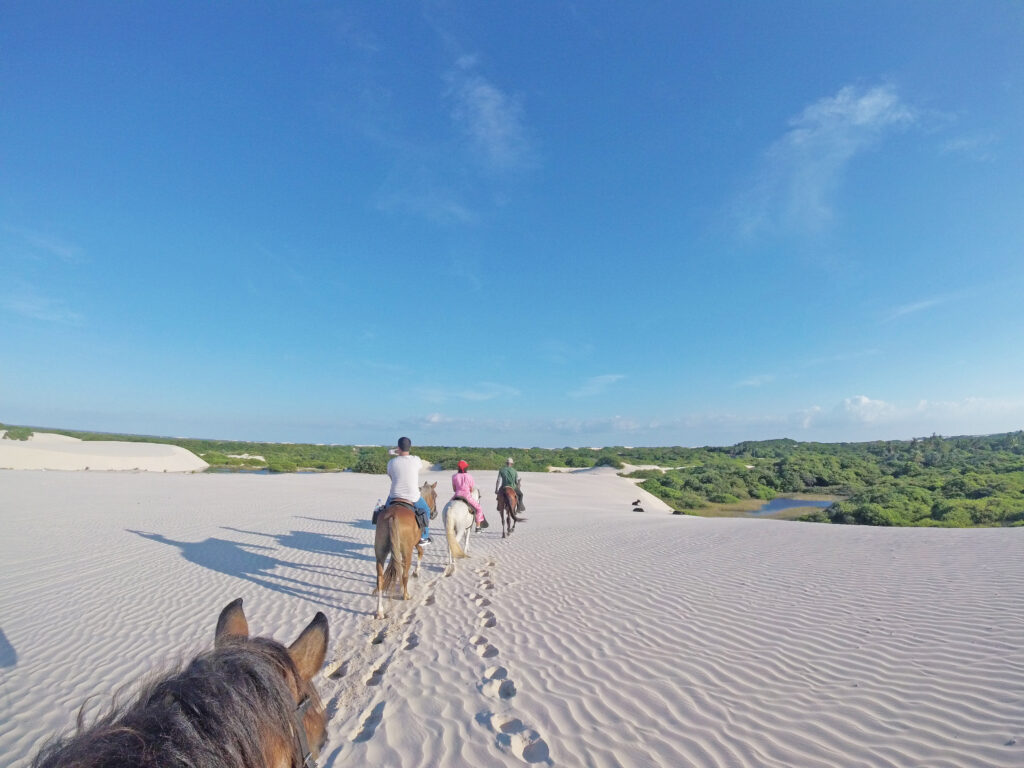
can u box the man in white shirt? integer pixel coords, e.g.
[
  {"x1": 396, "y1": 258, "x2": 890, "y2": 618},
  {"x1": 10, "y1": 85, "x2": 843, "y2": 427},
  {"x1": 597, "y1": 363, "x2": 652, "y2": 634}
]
[{"x1": 386, "y1": 436, "x2": 432, "y2": 544}]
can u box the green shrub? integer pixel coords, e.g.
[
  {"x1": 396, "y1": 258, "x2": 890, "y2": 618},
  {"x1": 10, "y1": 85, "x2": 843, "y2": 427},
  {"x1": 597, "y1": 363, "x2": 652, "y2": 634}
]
[
  {"x1": 1, "y1": 426, "x2": 33, "y2": 440},
  {"x1": 353, "y1": 452, "x2": 388, "y2": 474}
]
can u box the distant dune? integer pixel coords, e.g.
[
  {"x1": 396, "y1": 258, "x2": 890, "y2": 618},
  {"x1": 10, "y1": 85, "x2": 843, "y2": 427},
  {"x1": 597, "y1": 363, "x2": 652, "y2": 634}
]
[{"x1": 0, "y1": 431, "x2": 208, "y2": 472}]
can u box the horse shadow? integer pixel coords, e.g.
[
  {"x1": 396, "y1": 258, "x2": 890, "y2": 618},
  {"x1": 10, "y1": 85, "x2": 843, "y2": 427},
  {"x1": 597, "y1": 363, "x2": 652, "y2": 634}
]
[
  {"x1": 0, "y1": 628, "x2": 16, "y2": 668},
  {"x1": 127, "y1": 530, "x2": 365, "y2": 614}
]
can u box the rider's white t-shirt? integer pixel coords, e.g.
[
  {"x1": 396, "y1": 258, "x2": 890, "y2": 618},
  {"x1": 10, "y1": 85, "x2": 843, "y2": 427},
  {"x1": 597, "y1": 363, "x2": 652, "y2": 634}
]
[{"x1": 387, "y1": 454, "x2": 422, "y2": 501}]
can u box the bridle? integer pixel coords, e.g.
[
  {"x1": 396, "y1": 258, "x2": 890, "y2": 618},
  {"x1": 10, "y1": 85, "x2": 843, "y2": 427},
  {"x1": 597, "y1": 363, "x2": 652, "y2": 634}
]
[{"x1": 291, "y1": 695, "x2": 319, "y2": 768}]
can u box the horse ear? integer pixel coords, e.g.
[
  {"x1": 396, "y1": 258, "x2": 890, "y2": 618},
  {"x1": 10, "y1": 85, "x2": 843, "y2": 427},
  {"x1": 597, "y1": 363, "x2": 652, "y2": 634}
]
[
  {"x1": 289, "y1": 612, "x2": 329, "y2": 682},
  {"x1": 431, "y1": 482, "x2": 437, "y2": 489},
  {"x1": 215, "y1": 598, "x2": 249, "y2": 646}
]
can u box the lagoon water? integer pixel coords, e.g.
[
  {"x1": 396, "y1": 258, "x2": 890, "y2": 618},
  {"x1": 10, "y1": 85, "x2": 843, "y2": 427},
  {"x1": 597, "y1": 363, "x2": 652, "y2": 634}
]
[{"x1": 753, "y1": 497, "x2": 834, "y2": 515}]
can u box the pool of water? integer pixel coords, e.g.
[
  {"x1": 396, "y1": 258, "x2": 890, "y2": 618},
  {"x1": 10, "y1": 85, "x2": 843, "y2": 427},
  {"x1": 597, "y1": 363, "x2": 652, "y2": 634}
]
[{"x1": 752, "y1": 497, "x2": 834, "y2": 515}]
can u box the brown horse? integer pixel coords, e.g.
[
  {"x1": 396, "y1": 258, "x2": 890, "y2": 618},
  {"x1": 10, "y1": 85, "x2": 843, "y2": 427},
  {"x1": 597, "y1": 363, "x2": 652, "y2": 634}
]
[
  {"x1": 31, "y1": 598, "x2": 329, "y2": 768},
  {"x1": 375, "y1": 481, "x2": 437, "y2": 618},
  {"x1": 497, "y1": 486, "x2": 519, "y2": 538}
]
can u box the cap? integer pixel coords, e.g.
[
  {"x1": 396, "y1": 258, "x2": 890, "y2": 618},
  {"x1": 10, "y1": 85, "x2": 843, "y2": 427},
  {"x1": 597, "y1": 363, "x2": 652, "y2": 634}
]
[
  {"x1": 457, "y1": 460, "x2": 469, "y2": 471},
  {"x1": 506, "y1": 457, "x2": 514, "y2": 465}
]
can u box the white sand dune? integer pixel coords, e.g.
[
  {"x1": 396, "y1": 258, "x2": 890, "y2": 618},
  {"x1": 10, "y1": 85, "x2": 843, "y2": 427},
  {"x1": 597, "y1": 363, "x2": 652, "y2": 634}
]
[
  {"x1": 0, "y1": 432, "x2": 207, "y2": 472},
  {"x1": 1, "y1": 469, "x2": 1022, "y2": 767}
]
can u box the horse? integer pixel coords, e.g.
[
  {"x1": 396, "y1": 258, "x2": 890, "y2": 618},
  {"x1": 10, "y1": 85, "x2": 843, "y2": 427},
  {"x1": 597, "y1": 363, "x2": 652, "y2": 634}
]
[
  {"x1": 31, "y1": 597, "x2": 329, "y2": 768},
  {"x1": 442, "y1": 486, "x2": 480, "y2": 577},
  {"x1": 497, "y1": 486, "x2": 519, "y2": 539},
  {"x1": 374, "y1": 480, "x2": 437, "y2": 619}
]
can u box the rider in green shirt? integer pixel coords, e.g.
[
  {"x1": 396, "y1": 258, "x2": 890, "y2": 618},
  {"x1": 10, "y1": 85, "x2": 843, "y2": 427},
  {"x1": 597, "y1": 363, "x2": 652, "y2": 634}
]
[{"x1": 495, "y1": 457, "x2": 526, "y2": 520}]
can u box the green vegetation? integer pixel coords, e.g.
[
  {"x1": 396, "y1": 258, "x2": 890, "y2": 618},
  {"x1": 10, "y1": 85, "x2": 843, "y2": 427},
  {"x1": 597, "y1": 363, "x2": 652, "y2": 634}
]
[
  {"x1": 4, "y1": 422, "x2": 1022, "y2": 527},
  {"x1": 624, "y1": 434, "x2": 1024, "y2": 527},
  {"x1": 1, "y1": 425, "x2": 33, "y2": 440}
]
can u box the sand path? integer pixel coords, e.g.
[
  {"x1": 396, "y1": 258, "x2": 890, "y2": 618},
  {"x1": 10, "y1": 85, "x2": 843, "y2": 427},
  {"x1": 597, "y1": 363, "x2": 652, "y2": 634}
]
[{"x1": 1, "y1": 470, "x2": 1021, "y2": 766}]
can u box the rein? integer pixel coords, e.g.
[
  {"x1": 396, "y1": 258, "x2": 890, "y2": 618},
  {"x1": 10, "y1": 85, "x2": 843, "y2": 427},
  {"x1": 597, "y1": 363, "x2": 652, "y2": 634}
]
[{"x1": 292, "y1": 695, "x2": 318, "y2": 768}]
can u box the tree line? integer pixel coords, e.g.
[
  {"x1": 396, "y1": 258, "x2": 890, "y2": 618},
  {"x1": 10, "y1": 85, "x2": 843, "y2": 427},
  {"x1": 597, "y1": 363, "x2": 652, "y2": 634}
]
[{"x1": 5, "y1": 423, "x2": 1022, "y2": 527}]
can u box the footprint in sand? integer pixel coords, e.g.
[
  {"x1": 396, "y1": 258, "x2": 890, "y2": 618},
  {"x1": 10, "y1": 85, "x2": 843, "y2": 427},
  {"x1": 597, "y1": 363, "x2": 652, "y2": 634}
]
[
  {"x1": 481, "y1": 677, "x2": 517, "y2": 699},
  {"x1": 477, "y1": 610, "x2": 497, "y2": 628},
  {"x1": 365, "y1": 659, "x2": 389, "y2": 686},
  {"x1": 424, "y1": 593, "x2": 436, "y2": 606},
  {"x1": 481, "y1": 580, "x2": 495, "y2": 590},
  {"x1": 325, "y1": 658, "x2": 349, "y2": 679},
  {"x1": 492, "y1": 716, "x2": 550, "y2": 764},
  {"x1": 350, "y1": 701, "x2": 386, "y2": 743},
  {"x1": 404, "y1": 632, "x2": 420, "y2": 650},
  {"x1": 474, "y1": 596, "x2": 492, "y2": 607},
  {"x1": 371, "y1": 629, "x2": 386, "y2": 645},
  {"x1": 469, "y1": 634, "x2": 499, "y2": 658}
]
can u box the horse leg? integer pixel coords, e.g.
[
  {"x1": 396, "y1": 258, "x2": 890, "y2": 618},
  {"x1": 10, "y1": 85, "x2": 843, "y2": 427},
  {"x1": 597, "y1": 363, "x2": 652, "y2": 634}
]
[
  {"x1": 375, "y1": 557, "x2": 386, "y2": 618},
  {"x1": 401, "y1": 541, "x2": 415, "y2": 599},
  {"x1": 413, "y1": 541, "x2": 422, "y2": 580}
]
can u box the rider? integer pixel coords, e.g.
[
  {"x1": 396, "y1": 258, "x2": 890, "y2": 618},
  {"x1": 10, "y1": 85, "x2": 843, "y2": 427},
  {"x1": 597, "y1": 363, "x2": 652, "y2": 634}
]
[
  {"x1": 495, "y1": 456, "x2": 526, "y2": 521},
  {"x1": 452, "y1": 459, "x2": 488, "y2": 531},
  {"x1": 386, "y1": 436, "x2": 433, "y2": 545}
]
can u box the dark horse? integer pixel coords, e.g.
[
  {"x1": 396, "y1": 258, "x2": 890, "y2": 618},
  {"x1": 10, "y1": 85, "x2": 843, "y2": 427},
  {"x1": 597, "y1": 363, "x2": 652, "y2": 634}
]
[
  {"x1": 497, "y1": 486, "x2": 520, "y2": 539},
  {"x1": 31, "y1": 598, "x2": 329, "y2": 768},
  {"x1": 374, "y1": 481, "x2": 438, "y2": 618}
]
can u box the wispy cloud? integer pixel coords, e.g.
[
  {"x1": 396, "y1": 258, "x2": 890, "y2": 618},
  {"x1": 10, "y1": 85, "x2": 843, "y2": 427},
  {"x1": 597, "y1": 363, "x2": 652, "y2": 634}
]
[
  {"x1": 736, "y1": 373, "x2": 775, "y2": 388},
  {"x1": 737, "y1": 83, "x2": 916, "y2": 236},
  {"x1": 1, "y1": 290, "x2": 82, "y2": 324},
  {"x1": 417, "y1": 382, "x2": 520, "y2": 403},
  {"x1": 569, "y1": 374, "x2": 625, "y2": 398},
  {"x1": 884, "y1": 294, "x2": 955, "y2": 322},
  {"x1": 2, "y1": 224, "x2": 84, "y2": 263},
  {"x1": 941, "y1": 134, "x2": 996, "y2": 162},
  {"x1": 446, "y1": 55, "x2": 533, "y2": 172},
  {"x1": 376, "y1": 172, "x2": 477, "y2": 225}
]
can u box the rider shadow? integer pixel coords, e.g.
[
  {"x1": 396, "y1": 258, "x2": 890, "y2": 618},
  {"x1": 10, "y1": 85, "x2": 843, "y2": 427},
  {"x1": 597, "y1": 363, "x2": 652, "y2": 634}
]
[
  {"x1": 127, "y1": 530, "x2": 363, "y2": 614},
  {"x1": 222, "y1": 526, "x2": 375, "y2": 563}
]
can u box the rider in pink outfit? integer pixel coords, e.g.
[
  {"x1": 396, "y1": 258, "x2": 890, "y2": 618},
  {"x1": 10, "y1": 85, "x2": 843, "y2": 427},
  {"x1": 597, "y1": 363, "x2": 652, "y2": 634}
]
[{"x1": 452, "y1": 460, "x2": 486, "y2": 526}]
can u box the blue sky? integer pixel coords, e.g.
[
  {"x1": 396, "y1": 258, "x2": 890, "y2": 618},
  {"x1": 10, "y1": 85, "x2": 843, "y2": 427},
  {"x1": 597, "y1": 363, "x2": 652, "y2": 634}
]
[{"x1": 2, "y1": 2, "x2": 1023, "y2": 447}]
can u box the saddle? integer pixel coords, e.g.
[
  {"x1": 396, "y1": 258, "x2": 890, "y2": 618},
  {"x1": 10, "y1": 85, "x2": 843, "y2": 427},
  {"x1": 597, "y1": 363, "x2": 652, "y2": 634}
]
[
  {"x1": 372, "y1": 499, "x2": 419, "y2": 526},
  {"x1": 453, "y1": 495, "x2": 476, "y2": 507}
]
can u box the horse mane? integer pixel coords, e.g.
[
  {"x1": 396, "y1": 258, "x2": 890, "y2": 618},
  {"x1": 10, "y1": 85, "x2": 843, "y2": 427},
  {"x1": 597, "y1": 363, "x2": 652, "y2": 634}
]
[{"x1": 32, "y1": 637, "x2": 316, "y2": 768}]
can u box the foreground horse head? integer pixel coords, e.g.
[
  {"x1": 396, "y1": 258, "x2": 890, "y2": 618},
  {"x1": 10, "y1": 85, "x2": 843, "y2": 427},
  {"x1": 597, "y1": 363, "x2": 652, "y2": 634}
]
[
  {"x1": 443, "y1": 487, "x2": 480, "y2": 577},
  {"x1": 32, "y1": 598, "x2": 329, "y2": 768},
  {"x1": 374, "y1": 482, "x2": 438, "y2": 618}
]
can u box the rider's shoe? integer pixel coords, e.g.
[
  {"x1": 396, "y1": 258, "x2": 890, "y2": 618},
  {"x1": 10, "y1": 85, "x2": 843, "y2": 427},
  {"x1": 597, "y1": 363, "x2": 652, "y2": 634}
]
[
  {"x1": 419, "y1": 537, "x2": 431, "y2": 546},
  {"x1": 480, "y1": 518, "x2": 490, "y2": 529}
]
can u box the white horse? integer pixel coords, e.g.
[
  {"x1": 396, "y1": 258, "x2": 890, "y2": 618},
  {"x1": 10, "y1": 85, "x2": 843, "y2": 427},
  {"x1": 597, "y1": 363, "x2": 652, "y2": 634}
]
[{"x1": 443, "y1": 487, "x2": 480, "y2": 577}]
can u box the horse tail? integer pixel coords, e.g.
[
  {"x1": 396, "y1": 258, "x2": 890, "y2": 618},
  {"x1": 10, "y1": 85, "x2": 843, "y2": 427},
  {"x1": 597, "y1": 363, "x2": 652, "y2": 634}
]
[
  {"x1": 380, "y1": 513, "x2": 402, "y2": 594},
  {"x1": 503, "y1": 487, "x2": 518, "y2": 514},
  {"x1": 446, "y1": 502, "x2": 466, "y2": 559}
]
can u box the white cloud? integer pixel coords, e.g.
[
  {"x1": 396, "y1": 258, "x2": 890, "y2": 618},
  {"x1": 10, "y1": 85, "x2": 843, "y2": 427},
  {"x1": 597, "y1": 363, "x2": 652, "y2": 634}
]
[
  {"x1": 738, "y1": 83, "x2": 916, "y2": 235},
  {"x1": 446, "y1": 56, "x2": 533, "y2": 172},
  {"x1": 569, "y1": 374, "x2": 625, "y2": 398},
  {"x1": 839, "y1": 394, "x2": 897, "y2": 423}
]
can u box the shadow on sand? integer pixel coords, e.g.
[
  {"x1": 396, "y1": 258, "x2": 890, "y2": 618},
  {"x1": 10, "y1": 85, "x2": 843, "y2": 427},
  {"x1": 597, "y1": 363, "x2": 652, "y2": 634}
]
[
  {"x1": 127, "y1": 530, "x2": 368, "y2": 614},
  {"x1": 0, "y1": 628, "x2": 16, "y2": 668}
]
